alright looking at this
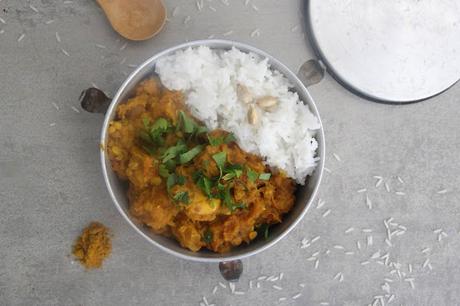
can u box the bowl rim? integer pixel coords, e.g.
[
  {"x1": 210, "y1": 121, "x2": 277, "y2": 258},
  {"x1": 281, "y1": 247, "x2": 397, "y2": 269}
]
[{"x1": 100, "y1": 39, "x2": 325, "y2": 262}]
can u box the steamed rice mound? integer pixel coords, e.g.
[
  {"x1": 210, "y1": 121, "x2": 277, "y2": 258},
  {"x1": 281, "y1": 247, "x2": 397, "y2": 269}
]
[{"x1": 155, "y1": 46, "x2": 320, "y2": 184}]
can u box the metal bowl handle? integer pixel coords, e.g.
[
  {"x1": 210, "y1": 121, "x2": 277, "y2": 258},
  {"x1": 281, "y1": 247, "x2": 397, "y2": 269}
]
[
  {"x1": 80, "y1": 88, "x2": 111, "y2": 114},
  {"x1": 219, "y1": 260, "x2": 243, "y2": 282},
  {"x1": 297, "y1": 59, "x2": 325, "y2": 87}
]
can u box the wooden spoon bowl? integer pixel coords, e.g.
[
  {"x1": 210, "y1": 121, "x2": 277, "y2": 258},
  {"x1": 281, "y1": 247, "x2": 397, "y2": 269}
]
[{"x1": 97, "y1": 0, "x2": 167, "y2": 41}]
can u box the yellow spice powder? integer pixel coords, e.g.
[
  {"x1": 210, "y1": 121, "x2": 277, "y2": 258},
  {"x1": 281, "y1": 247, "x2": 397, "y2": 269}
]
[{"x1": 72, "y1": 222, "x2": 111, "y2": 269}]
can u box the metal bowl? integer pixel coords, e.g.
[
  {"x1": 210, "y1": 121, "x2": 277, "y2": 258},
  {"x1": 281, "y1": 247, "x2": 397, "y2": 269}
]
[{"x1": 97, "y1": 39, "x2": 325, "y2": 264}]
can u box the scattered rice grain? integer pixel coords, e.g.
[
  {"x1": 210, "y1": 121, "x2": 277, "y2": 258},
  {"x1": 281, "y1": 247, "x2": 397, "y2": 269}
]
[
  {"x1": 357, "y1": 188, "x2": 367, "y2": 193},
  {"x1": 292, "y1": 293, "x2": 302, "y2": 300},
  {"x1": 290, "y1": 25, "x2": 299, "y2": 32},
  {"x1": 385, "y1": 239, "x2": 392, "y2": 247},
  {"x1": 222, "y1": 30, "x2": 233, "y2": 36},
  {"x1": 333, "y1": 153, "x2": 341, "y2": 161},
  {"x1": 212, "y1": 286, "x2": 218, "y2": 295},
  {"x1": 322, "y1": 209, "x2": 331, "y2": 217},
  {"x1": 17, "y1": 33, "x2": 25, "y2": 42},
  {"x1": 273, "y1": 285, "x2": 282, "y2": 291},
  {"x1": 61, "y1": 48, "x2": 70, "y2": 56},
  {"x1": 395, "y1": 191, "x2": 405, "y2": 196},
  {"x1": 422, "y1": 258, "x2": 430, "y2": 268},
  {"x1": 218, "y1": 282, "x2": 226, "y2": 289},
  {"x1": 437, "y1": 189, "x2": 448, "y2": 194},
  {"x1": 345, "y1": 227, "x2": 354, "y2": 234},
  {"x1": 172, "y1": 6, "x2": 180, "y2": 16},
  {"x1": 250, "y1": 28, "x2": 260, "y2": 37},
  {"x1": 384, "y1": 182, "x2": 390, "y2": 192},
  {"x1": 29, "y1": 4, "x2": 39, "y2": 13}
]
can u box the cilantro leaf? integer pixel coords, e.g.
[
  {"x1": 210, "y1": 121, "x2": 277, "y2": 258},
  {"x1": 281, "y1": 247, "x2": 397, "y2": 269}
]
[
  {"x1": 257, "y1": 224, "x2": 270, "y2": 240},
  {"x1": 179, "y1": 111, "x2": 195, "y2": 134},
  {"x1": 259, "y1": 173, "x2": 272, "y2": 180},
  {"x1": 179, "y1": 145, "x2": 203, "y2": 164},
  {"x1": 202, "y1": 229, "x2": 213, "y2": 244},
  {"x1": 247, "y1": 168, "x2": 259, "y2": 183},
  {"x1": 166, "y1": 173, "x2": 186, "y2": 195},
  {"x1": 176, "y1": 175, "x2": 186, "y2": 185},
  {"x1": 220, "y1": 185, "x2": 246, "y2": 212},
  {"x1": 224, "y1": 133, "x2": 237, "y2": 144},
  {"x1": 193, "y1": 171, "x2": 213, "y2": 198},
  {"x1": 158, "y1": 164, "x2": 170, "y2": 178},
  {"x1": 161, "y1": 140, "x2": 188, "y2": 163},
  {"x1": 222, "y1": 172, "x2": 236, "y2": 181},
  {"x1": 224, "y1": 164, "x2": 243, "y2": 179},
  {"x1": 150, "y1": 118, "x2": 169, "y2": 134},
  {"x1": 142, "y1": 117, "x2": 150, "y2": 129},
  {"x1": 166, "y1": 174, "x2": 176, "y2": 195},
  {"x1": 163, "y1": 159, "x2": 177, "y2": 172},
  {"x1": 196, "y1": 125, "x2": 208, "y2": 135},
  {"x1": 178, "y1": 110, "x2": 207, "y2": 136},
  {"x1": 173, "y1": 191, "x2": 189, "y2": 204},
  {"x1": 212, "y1": 152, "x2": 227, "y2": 177},
  {"x1": 207, "y1": 134, "x2": 224, "y2": 146}
]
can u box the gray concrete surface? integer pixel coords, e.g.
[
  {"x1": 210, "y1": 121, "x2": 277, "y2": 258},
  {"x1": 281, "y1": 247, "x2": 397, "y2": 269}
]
[{"x1": 1, "y1": 1, "x2": 460, "y2": 305}]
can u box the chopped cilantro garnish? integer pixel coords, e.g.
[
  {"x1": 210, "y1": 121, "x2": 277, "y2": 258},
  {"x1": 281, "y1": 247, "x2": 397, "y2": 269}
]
[
  {"x1": 166, "y1": 173, "x2": 186, "y2": 195},
  {"x1": 207, "y1": 133, "x2": 236, "y2": 146},
  {"x1": 179, "y1": 111, "x2": 195, "y2": 134},
  {"x1": 193, "y1": 171, "x2": 213, "y2": 198},
  {"x1": 212, "y1": 151, "x2": 227, "y2": 177},
  {"x1": 196, "y1": 125, "x2": 208, "y2": 135},
  {"x1": 203, "y1": 229, "x2": 213, "y2": 244},
  {"x1": 158, "y1": 164, "x2": 170, "y2": 178},
  {"x1": 141, "y1": 117, "x2": 171, "y2": 147},
  {"x1": 178, "y1": 111, "x2": 207, "y2": 136},
  {"x1": 259, "y1": 173, "x2": 272, "y2": 180},
  {"x1": 224, "y1": 133, "x2": 236, "y2": 144},
  {"x1": 173, "y1": 191, "x2": 189, "y2": 204},
  {"x1": 166, "y1": 174, "x2": 176, "y2": 195},
  {"x1": 179, "y1": 145, "x2": 203, "y2": 164},
  {"x1": 220, "y1": 185, "x2": 246, "y2": 212},
  {"x1": 222, "y1": 172, "x2": 236, "y2": 181},
  {"x1": 163, "y1": 159, "x2": 177, "y2": 172},
  {"x1": 247, "y1": 168, "x2": 259, "y2": 183},
  {"x1": 257, "y1": 224, "x2": 270, "y2": 240},
  {"x1": 207, "y1": 134, "x2": 224, "y2": 146},
  {"x1": 161, "y1": 140, "x2": 188, "y2": 163},
  {"x1": 225, "y1": 164, "x2": 243, "y2": 178}
]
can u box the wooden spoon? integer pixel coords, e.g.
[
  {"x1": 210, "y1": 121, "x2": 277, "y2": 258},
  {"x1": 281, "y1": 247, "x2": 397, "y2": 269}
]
[{"x1": 96, "y1": 0, "x2": 167, "y2": 41}]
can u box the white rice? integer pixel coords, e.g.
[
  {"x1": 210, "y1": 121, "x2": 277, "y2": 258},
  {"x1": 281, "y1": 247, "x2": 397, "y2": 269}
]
[{"x1": 155, "y1": 46, "x2": 320, "y2": 184}]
